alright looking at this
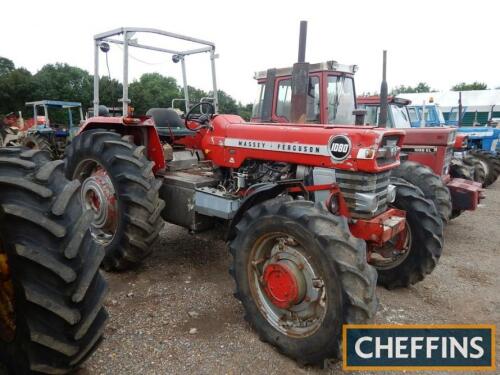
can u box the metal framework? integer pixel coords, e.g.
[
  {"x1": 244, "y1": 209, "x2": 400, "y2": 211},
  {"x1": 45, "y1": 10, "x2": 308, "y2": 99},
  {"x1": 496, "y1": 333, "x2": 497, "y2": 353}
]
[
  {"x1": 93, "y1": 27, "x2": 219, "y2": 116},
  {"x1": 26, "y1": 100, "x2": 83, "y2": 127}
]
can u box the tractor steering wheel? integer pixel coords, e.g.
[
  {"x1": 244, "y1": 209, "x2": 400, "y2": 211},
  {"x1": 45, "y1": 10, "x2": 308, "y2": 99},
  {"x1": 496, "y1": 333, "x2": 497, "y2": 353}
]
[{"x1": 185, "y1": 102, "x2": 215, "y2": 131}]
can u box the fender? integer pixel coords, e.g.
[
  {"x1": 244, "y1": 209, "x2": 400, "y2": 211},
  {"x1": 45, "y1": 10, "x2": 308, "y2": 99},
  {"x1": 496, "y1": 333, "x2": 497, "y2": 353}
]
[
  {"x1": 78, "y1": 116, "x2": 166, "y2": 172},
  {"x1": 226, "y1": 182, "x2": 300, "y2": 241}
]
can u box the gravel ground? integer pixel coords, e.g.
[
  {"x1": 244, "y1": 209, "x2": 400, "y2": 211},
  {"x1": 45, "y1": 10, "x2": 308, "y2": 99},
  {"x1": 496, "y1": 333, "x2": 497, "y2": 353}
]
[{"x1": 79, "y1": 183, "x2": 500, "y2": 375}]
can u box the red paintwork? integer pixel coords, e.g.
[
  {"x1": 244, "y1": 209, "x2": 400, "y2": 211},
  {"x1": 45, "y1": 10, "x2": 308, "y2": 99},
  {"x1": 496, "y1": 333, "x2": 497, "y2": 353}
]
[
  {"x1": 356, "y1": 96, "x2": 482, "y2": 213},
  {"x1": 183, "y1": 115, "x2": 405, "y2": 173},
  {"x1": 254, "y1": 71, "x2": 354, "y2": 124},
  {"x1": 454, "y1": 134, "x2": 468, "y2": 151},
  {"x1": 349, "y1": 208, "x2": 406, "y2": 246},
  {"x1": 357, "y1": 95, "x2": 455, "y2": 175},
  {"x1": 262, "y1": 263, "x2": 300, "y2": 309},
  {"x1": 447, "y1": 178, "x2": 483, "y2": 211},
  {"x1": 402, "y1": 128, "x2": 454, "y2": 175},
  {"x1": 79, "y1": 116, "x2": 166, "y2": 172}
]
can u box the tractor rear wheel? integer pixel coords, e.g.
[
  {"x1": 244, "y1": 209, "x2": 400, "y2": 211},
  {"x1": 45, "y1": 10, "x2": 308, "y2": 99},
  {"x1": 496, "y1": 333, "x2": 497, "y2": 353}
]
[
  {"x1": 469, "y1": 150, "x2": 500, "y2": 187},
  {"x1": 372, "y1": 178, "x2": 443, "y2": 289},
  {"x1": 65, "y1": 130, "x2": 165, "y2": 271},
  {"x1": 392, "y1": 161, "x2": 452, "y2": 223},
  {"x1": 21, "y1": 133, "x2": 56, "y2": 160},
  {"x1": 229, "y1": 198, "x2": 377, "y2": 365},
  {"x1": 0, "y1": 148, "x2": 107, "y2": 374}
]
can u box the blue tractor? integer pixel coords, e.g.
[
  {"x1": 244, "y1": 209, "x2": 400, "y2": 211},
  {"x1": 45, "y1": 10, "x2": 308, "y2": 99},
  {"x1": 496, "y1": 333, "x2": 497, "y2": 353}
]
[
  {"x1": 21, "y1": 100, "x2": 83, "y2": 159},
  {"x1": 407, "y1": 102, "x2": 500, "y2": 186}
]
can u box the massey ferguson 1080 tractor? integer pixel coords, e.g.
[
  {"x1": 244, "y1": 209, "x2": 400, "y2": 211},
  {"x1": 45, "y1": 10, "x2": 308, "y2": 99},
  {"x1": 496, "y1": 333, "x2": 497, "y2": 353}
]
[
  {"x1": 0, "y1": 148, "x2": 108, "y2": 374},
  {"x1": 357, "y1": 95, "x2": 483, "y2": 220},
  {"x1": 64, "y1": 25, "x2": 443, "y2": 364}
]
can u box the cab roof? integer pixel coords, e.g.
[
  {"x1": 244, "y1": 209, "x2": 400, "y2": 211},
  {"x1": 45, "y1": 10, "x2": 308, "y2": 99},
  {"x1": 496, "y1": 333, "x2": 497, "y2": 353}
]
[
  {"x1": 357, "y1": 95, "x2": 411, "y2": 106},
  {"x1": 25, "y1": 100, "x2": 82, "y2": 108},
  {"x1": 254, "y1": 61, "x2": 358, "y2": 80}
]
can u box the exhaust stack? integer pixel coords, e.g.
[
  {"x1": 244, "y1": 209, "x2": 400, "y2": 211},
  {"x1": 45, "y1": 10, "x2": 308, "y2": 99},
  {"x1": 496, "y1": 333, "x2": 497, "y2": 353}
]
[
  {"x1": 378, "y1": 50, "x2": 388, "y2": 128},
  {"x1": 290, "y1": 21, "x2": 310, "y2": 123}
]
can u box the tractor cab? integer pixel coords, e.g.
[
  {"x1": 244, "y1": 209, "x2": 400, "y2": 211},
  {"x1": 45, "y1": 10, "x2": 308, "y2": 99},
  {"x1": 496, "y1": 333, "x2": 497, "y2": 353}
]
[
  {"x1": 406, "y1": 101, "x2": 447, "y2": 127},
  {"x1": 25, "y1": 100, "x2": 84, "y2": 137},
  {"x1": 357, "y1": 96, "x2": 412, "y2": 128},
  {"x1": 251, "y1": 61, "x2": 358, "y2": 125}
]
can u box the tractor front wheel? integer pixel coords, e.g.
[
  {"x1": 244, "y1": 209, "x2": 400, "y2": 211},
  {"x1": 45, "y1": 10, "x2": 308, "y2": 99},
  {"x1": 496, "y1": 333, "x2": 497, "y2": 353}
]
[
  {"x1": 0, "y1": 148, "x2": 107, "y2": 374},
  {"x1": 65, "y1": 130, "x2": 165, "y2": 271},
  {"x1": 392, "y1": 161, "x2": 452, "y2": 223},
  {"x1": 372, "y1": 178, "x2": 443, "y2": 289},
  {"x1": 469, "y1": 150, "x2": 500, "y2": 187},
  {"x1": 229, "y1": 198, "x2": 377, "y2": 365}
]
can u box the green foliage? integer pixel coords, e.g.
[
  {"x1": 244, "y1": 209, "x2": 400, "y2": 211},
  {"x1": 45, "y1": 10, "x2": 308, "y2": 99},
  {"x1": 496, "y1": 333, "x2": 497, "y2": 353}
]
[
  {"x1": 0, "y1": 57, "x2": 15, "y2": 76},
  {"x1": 129, "y1": 73, "x2": 181, "y2": 114},
  {"x1": 0, "y1": 68, "x2": 35, "y2": 114},
  {"x1": 99, "y1": 76, "x2": 123, "y2": 109},
  {"x1": 0, "y1": 57, "x2": 252, "y2": 120},
  {"x1": 391, "y1": 82, "x2": 434, "y2": 95},
  {"x1": 451, "y1": 82, "x2": 487, "y2": 91},
  {"x1": 237, "y1": 103, "x2": 253, "y2": 121}
]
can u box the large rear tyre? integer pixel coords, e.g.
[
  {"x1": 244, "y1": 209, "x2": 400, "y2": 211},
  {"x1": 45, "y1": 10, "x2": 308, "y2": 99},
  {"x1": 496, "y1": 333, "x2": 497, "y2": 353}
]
[
  {"x1": 373, "y1": 178, "x2": 443, "y2": 289},
  {"x1": 21, "y1": 133, "x2": 56, "y2": 160},
  {"x1": 463, "y1": 155, "x2": 486, "y2": 185},
  {"x1": 0, "y1": 148, "x2": 108, "y2": 374},
  {"x1": 229, "y1": 198, "x2": 377, "y2": 365},
  {"x1": 469, "y1": 150, "x2": 500, "y2": 187},
  {"x1": 65, "y1": 130, "x2": 165, "y2": 271},
  {"x1": 392, "y1": 161, "x2": 452, "y2": 223}
]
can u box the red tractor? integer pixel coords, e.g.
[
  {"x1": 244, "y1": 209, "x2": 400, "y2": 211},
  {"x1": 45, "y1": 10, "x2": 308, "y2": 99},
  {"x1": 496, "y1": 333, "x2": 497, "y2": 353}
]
[
  {"x1": 357, "y1": 95, "x2": 483, "y2": 220},
  {"x1": 65, "y1": 25, "x2": 443, "y2": 365}
]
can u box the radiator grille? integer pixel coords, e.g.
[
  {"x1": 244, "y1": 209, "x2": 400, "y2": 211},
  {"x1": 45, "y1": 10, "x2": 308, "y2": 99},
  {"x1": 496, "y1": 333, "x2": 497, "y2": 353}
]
[{"x1": 336, "y1": 170, "x2": 391, "y2": 219}]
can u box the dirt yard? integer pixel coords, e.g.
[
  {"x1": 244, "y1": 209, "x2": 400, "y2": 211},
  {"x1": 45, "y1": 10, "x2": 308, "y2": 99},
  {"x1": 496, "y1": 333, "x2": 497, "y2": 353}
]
[{"x1": 81, "y1": 183, "x2": 500, "y2": 375}]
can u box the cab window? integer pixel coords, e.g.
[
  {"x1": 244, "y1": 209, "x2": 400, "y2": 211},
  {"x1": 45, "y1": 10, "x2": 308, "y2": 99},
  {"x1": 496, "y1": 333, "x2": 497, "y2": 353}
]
[
  {"x1": 417, "y1": 107, "x2": 436, "y2": 122},
  {"x1": 408, "y1": 107, "x2": 418, "y2": 123},
  {"x1": 275, "y1": 76, "x2": 320, "y2": 123},
  {"x1": 327, "y1": 75, "x2": 355, "y2": 124},
  {"x1": 390, "y1": 105, "x2": 411, "y2": 128},
  {"x1": 251, "y1": 83, "x2": 265, "y2": 118}
]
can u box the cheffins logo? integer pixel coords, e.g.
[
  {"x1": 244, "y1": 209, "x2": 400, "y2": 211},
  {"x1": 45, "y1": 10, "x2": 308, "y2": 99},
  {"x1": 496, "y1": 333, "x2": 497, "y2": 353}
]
[
  {"x1": 328, "y1": 135, "x2": 351, "y2": 161},
  {"x1": 343, "y1": 324, "x2": 496, "y2": 371}
]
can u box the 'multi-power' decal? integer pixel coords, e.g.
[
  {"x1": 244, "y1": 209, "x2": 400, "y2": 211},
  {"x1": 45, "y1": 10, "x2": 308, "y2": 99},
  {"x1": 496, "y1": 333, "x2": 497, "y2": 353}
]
[{"x1": 224, "y1": 138, "x2": 330, "y2": 156}]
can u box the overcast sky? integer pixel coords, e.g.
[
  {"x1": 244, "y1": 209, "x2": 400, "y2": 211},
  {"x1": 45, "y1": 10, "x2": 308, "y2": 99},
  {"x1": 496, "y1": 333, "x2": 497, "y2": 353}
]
[{"x1": 1, "y1": 0, "x2": 499, "y2": 105}]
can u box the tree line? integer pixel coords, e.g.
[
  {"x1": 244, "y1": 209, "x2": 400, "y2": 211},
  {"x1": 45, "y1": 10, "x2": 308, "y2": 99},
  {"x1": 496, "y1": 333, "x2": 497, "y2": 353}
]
[
  {"x1": 391, "y1": 81, "x2": 490, "y2": 95},
  {"x1": 0, "y1": 57, "x2": 253, "y2": 120},
  {"x1": 1, "y1": 55, "x2": 493, "y2": 122}
]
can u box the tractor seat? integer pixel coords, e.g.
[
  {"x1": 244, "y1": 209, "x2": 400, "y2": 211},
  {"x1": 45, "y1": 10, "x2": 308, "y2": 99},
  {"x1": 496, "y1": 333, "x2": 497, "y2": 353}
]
[{"x1": 146, "y1": 108, "x2": 193, "y2": 138}]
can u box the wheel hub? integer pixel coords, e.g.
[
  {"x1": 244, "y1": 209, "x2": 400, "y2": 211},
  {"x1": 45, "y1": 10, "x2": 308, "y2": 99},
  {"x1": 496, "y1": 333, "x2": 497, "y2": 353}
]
[
  {"x1": 0, "y1": 245, "x2": 15, "y2": 342},
  {"x1": 249, "y1": 234, "x2": 326, "y2": 337},
  {"x1": 263, "y1": 260, "x2": 306, "y2": 309},
  {"x1": 81, "y1": 168, "x2": 118, "y2": 244}
]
